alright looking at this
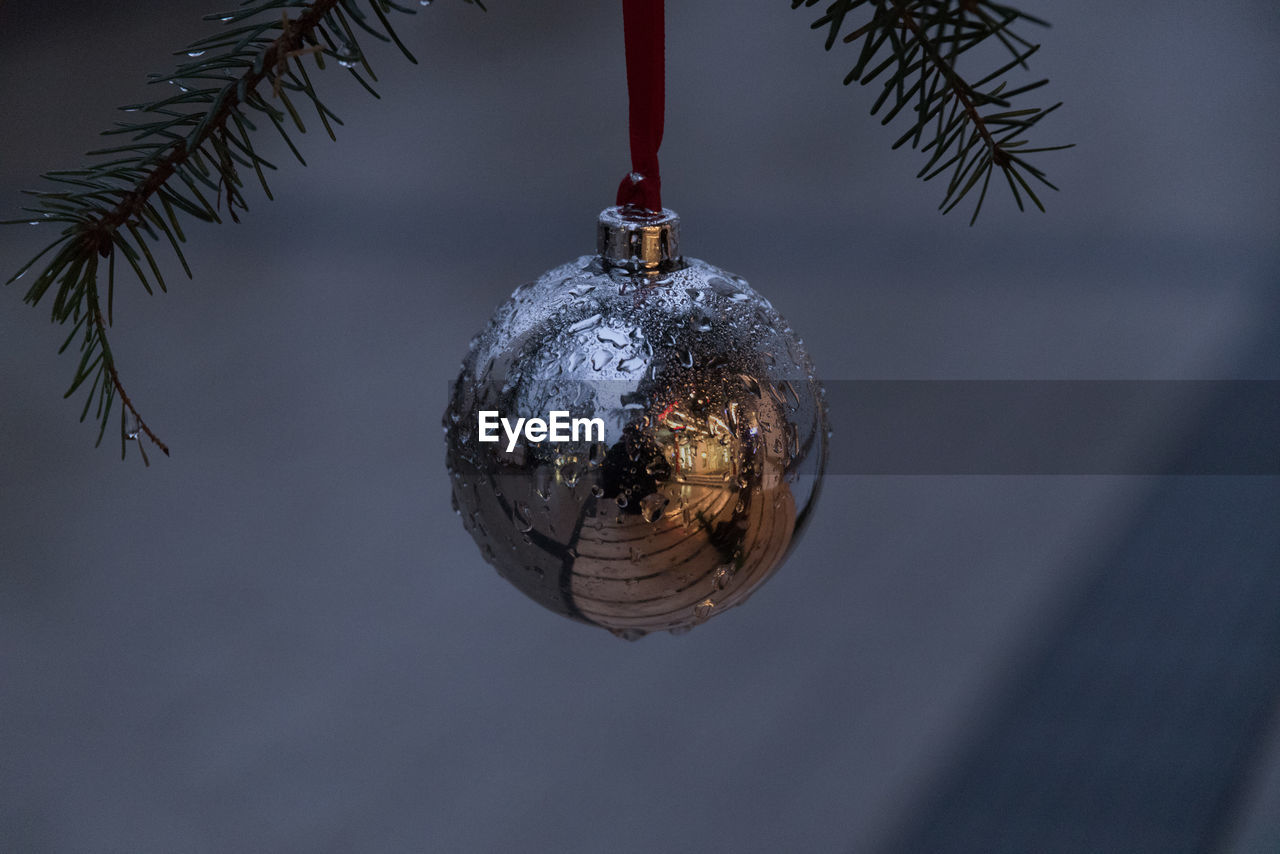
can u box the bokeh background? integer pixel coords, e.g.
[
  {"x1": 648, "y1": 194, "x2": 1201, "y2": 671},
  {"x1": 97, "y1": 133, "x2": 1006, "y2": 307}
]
[{"x1": 2, "y1": 2, "x2": 1278, "y2": 851}]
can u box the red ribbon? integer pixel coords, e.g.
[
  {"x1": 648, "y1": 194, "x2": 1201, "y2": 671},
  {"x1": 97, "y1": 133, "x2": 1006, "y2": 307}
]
[{"x1": 615, "y1": 0, "x2": 664, "y2": 212}]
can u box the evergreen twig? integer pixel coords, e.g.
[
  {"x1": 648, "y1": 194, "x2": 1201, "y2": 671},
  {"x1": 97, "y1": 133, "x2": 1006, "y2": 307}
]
[
  {"x1": 794, "y1": 0, "x2": 1071, "y2": 223},
  {"x1": 4, "y1": 0, "x2": 484, "y2": 462}
]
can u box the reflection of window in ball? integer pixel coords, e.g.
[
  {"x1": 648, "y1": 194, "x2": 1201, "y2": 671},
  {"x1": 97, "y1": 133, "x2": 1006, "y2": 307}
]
[{"x1": 444, "y1": 207, "x2": 827, "y2": 639}]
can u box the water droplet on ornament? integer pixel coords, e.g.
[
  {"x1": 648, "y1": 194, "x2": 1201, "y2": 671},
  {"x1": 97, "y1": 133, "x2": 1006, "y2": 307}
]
[
  {"x1": 693, "y1": 599, "x2": 716, "y2": 620},
  {"x1": 568, "y1": 313, "x2": 602, "y2": 334},
  {"x1": 781, "y1": 380, "x2": 800, "y2": 410},
  {"x1": 639, "y1": 493, "x2": 667, "y2": 523},
  {"x1": 707, "y1": 276, "x2": 735, "y2": 296},
  {"x1": 787, "y1": 337, "x2": 807, "y2": 369},
  {"x1": 679, "y1": 349, "x2": 694, "y2": 368},
  {"x1": 618, "y1": 355, "x2": 645, "y2": 373},
  {"x1": 712, "y1": 565, "x2": 735, "y2": 590},
  {"x1": 591, "y1": 350, "x2": 610, "y2": 371},
  {"x1": 534, "y1": 466, "x2": 553, "y2": 501},
  {"x1": 611, "y1": 628, "x2": 648, "y2": 642},
  {"x1": 615, "y1": 494, "x2": 628, "y2": 509},
  {"x1": 596, "y1": 327, "x2": 628, "y2": 348},
  {"x1": 590, "y1": 484, "x2": 604, "y2": 498}
]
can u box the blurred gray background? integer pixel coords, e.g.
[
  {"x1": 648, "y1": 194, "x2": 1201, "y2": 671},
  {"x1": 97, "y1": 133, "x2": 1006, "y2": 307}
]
[{"x1": 2, "y1": 2, "x2": 1279, "y2": 851}]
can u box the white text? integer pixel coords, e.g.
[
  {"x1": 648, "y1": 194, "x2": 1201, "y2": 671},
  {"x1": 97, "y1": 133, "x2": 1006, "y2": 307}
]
[{"x1": 478, "y1": 410, "x2": 605, "y2": 452}]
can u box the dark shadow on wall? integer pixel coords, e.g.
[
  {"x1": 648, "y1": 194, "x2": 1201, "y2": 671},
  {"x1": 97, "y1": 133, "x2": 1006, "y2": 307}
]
[{"x1": 884, "y1": 281, "x2": 1280, "y2": 854}]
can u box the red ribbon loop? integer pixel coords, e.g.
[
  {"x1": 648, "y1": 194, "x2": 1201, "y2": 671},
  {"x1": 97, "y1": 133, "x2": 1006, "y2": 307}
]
[{"x1": 615, "y1": 0, "x2": 664, "y2": 212}]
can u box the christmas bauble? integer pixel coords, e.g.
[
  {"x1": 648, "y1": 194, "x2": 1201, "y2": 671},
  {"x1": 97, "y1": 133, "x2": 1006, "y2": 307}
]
[{"x1": 444, "y1": 206, "x2": 827, "y2": 639}]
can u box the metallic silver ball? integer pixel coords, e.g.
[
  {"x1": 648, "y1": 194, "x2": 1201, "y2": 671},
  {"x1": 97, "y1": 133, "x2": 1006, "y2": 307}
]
[{"x1": 444, "y1": 208, "x2": 827, "y2": 639}]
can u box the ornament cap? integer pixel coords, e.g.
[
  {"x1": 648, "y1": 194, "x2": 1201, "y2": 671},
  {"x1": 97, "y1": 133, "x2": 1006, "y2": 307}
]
[{"x1": 597, "y1": 205, "x2": 682, "y2": 273}]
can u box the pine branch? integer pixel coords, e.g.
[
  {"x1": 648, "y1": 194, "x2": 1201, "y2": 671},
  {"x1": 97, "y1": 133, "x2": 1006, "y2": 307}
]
[
  {"x1": 4, "y1": 0, "x2": 484, "y2": 463},
  {"x1": 795, "y1": 0, "x2": 1072, "y2": 223},
  {"x1": 7, "y1": 1, "x2": 1064, "y2": 462}
]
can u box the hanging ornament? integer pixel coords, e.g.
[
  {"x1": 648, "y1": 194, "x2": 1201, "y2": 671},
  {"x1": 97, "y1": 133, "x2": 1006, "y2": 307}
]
[{"x1": 443, "y1": 1, "x2": 828, "y2": 638}]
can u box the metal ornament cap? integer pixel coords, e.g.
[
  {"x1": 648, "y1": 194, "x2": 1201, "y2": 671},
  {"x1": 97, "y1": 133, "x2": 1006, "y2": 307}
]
[{"x1": 597, "y1": 205, "x2": 681, "y2": 272}]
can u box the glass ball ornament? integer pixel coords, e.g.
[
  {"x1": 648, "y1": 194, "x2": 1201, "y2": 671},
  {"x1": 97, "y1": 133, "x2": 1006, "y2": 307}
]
[{"x1": 444, "y1": 206, "x2": 827, "y2": 639}]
